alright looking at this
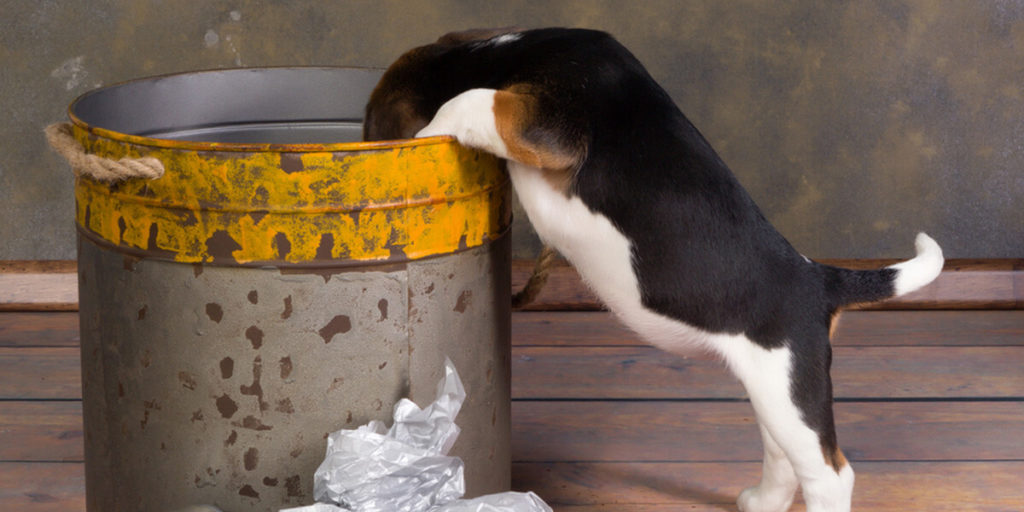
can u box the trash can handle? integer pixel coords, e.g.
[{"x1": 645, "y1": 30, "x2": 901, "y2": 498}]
[{"x1": 44, "y1": 122, "x2": 165, "y2": 182}]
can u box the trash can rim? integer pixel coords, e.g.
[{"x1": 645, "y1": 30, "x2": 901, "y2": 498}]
[{"x1": 67, "y1": 65, "x2": 456, "y2": 153}]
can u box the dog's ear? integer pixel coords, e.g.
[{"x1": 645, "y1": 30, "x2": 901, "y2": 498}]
[
  {"x1": 435, "y1": 27, "x2": 524, "y2": 46},
  {"x1": 364, "y1": 96, "x2": 428, "y2": 141}
]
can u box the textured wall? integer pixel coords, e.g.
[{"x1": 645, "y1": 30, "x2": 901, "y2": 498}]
[{"x1": 3, "y1": 0, "x2": 1022, "y2": 259}]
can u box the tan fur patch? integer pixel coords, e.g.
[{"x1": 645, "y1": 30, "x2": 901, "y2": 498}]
[
  {"x1": 823, "y1": 445, "x2": 849, "y2": 473},
  {"x1": 492, "y1": 88, "x2": 580, "y2": 194},
  {"x1": 829, "y1": 310, "x2": 842, "y2": 339}
]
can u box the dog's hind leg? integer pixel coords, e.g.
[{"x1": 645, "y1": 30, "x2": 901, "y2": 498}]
[
  {"x1": 722, "y1": 337, "x2": 854, "y2": 512},
  {"x1": 738, "y1": 423, "x2": 799, "y2": 512}
]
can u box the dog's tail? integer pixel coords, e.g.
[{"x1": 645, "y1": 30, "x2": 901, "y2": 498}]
[{"x1": 824, "y1": 232, "x2": 944, "y2": 309}]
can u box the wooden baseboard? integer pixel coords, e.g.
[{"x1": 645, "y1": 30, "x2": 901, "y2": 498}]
[
  {"x1": 2, "y1": 259, "x2": 1021, "y2": 311},
  {"x1": 509, "y1": 258, "x2": 1024, "y2": 311}
]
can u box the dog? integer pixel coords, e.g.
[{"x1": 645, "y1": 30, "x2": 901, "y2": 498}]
[{"x1": 363, "y1": 27, "x2": 943, "y2": 512}]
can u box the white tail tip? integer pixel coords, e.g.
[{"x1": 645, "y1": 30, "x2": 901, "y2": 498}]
[{"x1": 889, "y1": 232, "x2": 944, "y2": 296}]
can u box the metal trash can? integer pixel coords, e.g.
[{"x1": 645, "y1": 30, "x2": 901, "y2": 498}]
[{"x1": 68, "y1": 67, "x2": 511, "y2": 511}]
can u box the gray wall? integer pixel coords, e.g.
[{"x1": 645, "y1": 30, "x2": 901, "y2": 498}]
[{"x1": 3, "y1": 0, "x2": 1022, "y2": 260}]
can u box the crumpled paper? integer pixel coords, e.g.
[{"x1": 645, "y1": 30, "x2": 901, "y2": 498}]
[{"x1": 281, "y1": 358, "x2": 551, "y2": 512}]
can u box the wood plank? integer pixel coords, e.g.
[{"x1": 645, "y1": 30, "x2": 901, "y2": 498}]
[
  {"x1": 5, "y1": 344, "x2": 1020, "y2": 401},
  {"x1": 6, "y1": 399, "x2": 1019, "y2": 465},
  {"x1": 0, "y1": 262, "x2": 78, "y2": 312},
  {"x1": 0, "y1": 462, "x2": 85, "y2": 511},
  {"x1": 511, "y1": 258, "x2": 1024, "y2": 311},
  {"x1": 512, "y1": 310, "x2": 1024, "y2": 347},
  {"x1": 510, "y1": 401, "x2": 1024, "y2": 463},
  {"x1": 512, "y1": 461, "x2": 1024, "y2": 510},
  {"x1": 0, "y1": 348, "x2": 81, "y2": 400},
  {"x1": 0, "y1": 309, "x2": 1018, "y2": 351},
  {"x1": 0, "y1": 313, "x2": 80, "y2": 347},
  {"x1": 511, "y1": 346, "x2": 1024, "y2": 399},
  {"x1": 0, "y1": 402, "x2": 83, "y2": 462}
]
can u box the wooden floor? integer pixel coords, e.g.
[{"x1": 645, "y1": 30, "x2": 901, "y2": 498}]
[{"x1": 1, "y1": 307, "x2": 1022, "y2": 511}]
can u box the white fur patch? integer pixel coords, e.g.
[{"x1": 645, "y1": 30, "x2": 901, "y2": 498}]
[
  {"x1": 888, "y1": 232, "x2": 944, "y2": 296},
  {"x1": 488, "y1": 33, "x2": 523, "y2": 46}
]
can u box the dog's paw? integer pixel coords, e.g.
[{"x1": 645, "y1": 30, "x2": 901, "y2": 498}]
[{"x1": 737, "y1": 484, "x2": 796, "y2": 512}]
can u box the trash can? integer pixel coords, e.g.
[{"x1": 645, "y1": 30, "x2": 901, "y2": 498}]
[{"x1": 67, "y1": 67, "x2": 512, "y2": 511}]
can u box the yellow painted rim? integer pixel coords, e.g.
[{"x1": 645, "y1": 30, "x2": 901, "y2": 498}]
[{"x1": 72, "y1": 123, "x2": 510, "y2": 267}]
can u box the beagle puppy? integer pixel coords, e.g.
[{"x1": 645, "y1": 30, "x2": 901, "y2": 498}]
[{"x1": 364, "y1": 27, "x2": 943, "y2": 512}]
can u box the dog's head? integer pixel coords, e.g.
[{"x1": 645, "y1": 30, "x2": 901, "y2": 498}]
[{"x1": 363, "y1": 27, "x2": 523, "y2": 141}]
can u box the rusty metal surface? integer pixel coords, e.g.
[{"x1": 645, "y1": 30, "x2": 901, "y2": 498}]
[{"x1": 78, "y1": 232, "x2": 511, "y2": 511}]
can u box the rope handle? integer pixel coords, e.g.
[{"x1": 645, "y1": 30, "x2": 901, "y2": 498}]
[{"x1": 44, "y1": 122, "x2": 164, "y2": 182}]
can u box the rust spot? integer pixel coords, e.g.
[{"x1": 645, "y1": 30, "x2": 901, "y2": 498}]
[
  {"x1": 216, "y1": 394, "x2": 239, "y2": 419},
  {"x1": 252, "y1": 185, "x2": 270, "y2": 207},
  {"x1": 192, "y1": 263, "x2": 204, "y2": 277},
  {"x1": 378, "y1": 361, "x2": 387, "y2": 370},
  {"x1": 486, "y1": 365, "x2": 493, "y2": 383},
  {"x1": 329, "y1": 376, "x2": 345, "y2": 392},
  {"x1": 225, "y1": 430, "x2": 238, "y2": 446},
  {"x1": 424, "y1": 283, "x2": 435, "y2": 294},
  {"x1": 289, "y1": 446, "x2": 303, "y2": 458},
  {"x1": 318, "y1": 315, "x2": 352, "y2": 343},
  {"x1": 279, "y1": 356, "x2": 293, "y2": 380},
  {"x1": 247, "y1": 290, "x2": 258, "y2": 304},
  {"x1": 315, "y1": 233, "x2": 334, "y2": 260},
  {"x1": 373, "y1": 398, "x2": 383, "y2": 411},
  {"x1": 263, "y1": 477, "x2": 279, "y2": 486},
  {"x1": 205, "y1": 303, "x2": 224, "y2": 323},
  {"x1": 274, "y1": 232, "x2": 291, "y2": 260},
  {"x1": 275, "y1": 398, "x2": 294, "y2": 414},
  {"x1": 239, "y1": 484, "x2": 260, "y2": 499},
  {"x1": 345, "y1": 411, "x2": 353, "y2": 424},
  {"x1": 234, "y1": 415, "x2": 273, "y2": 431},
  {"x1": 178, "y1": 371, "x2": 197, "y2": 390},
  {"x1": 280, "y1": 153, "x2": 304, "y2": 174},
  {"x1": 206, "y1": 230, "x2": 242, "y2": 264},
  {"x1": 250, "y1": 209, "x2": 269, "y2": 225},
  {"x1": 117, "y1": 217, "x2": 127, "y2": 243},
  {"x1": 117, "y1": 382, "x2": 124, "y2": 397},
  {"x1": 146, "y1": 223, "x2": 161, "y2": 252},
  {"x1": 240, "y1": 356, "x2": 268, "y2": 411},
  {"x1": 191, "y1": 409, "x2": 204, "y2": 422},
  {"x1": 377, "y1": 299, "x2": 388, "y2": 321},
  {"x1": 244, "y1": 447, "x2": 259, "y2": 471},
  {"x1": 246, "y1": 326, "x2": 264, "y2": 349},
  {"x1": 137, "y1": 305, "x2": 147, "y2": 320},
  {"x1": 281, "y1": 296, "x2": 293, "y2": 319},
  {"x1": 492, "y1": 406, "x2": 497, "y2": 426},
  {"x1": 140, "y1": 400, "x2": 159, "y2": 430},
  {"x1": 454, "y1": 290, "x2": 472, "y2": 313},
  {"x1": 220, "y1": 357, "x2": 234, "y2": 379},
  {"x1": 285, "y1": 475, "x2": 303, "y2": 497},
  {"x1": 140, "y1": 350, "x2": 152, "y2": 368}
]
